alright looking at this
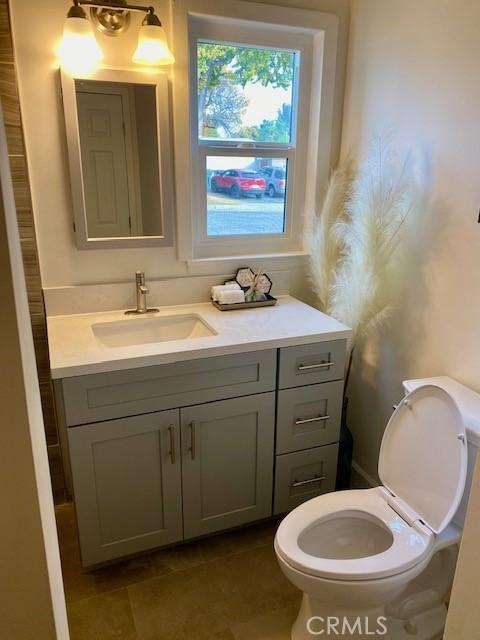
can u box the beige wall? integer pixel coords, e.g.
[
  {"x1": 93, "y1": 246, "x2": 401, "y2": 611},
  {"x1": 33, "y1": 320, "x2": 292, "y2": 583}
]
[
  {"x1": 9, "y1": 0, "x2": 349, "y2": 289},
  {"x1": 340, "y1": 0, "x2": 480, "y2": 482},
  {"x1": 0, "y1": 106, "x2": 68, "y2": 638},
  {"x1": 342, "y1": 7, "x2": 480, "y2": 632},
  {"x1": 445, "y1": 456, "x2": 480, "y2": 638}
]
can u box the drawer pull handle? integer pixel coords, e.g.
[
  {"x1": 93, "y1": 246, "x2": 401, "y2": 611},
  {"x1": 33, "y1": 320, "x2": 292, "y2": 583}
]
[
  {"x1": 292, "y1": 475, "x2": 326, "y2": 488},
  {"x1": 295, "y1": 415, "x2": 330, "y2": 426},
  {"x1": 168, "y1": 425, "x2": 176, "y2": 464},
  {"x1": 297, "y1": 362, "x2": 335, "y2": 371},
  {"x1": 189, "y1": 421, "x2": 197, "y2": 461}
]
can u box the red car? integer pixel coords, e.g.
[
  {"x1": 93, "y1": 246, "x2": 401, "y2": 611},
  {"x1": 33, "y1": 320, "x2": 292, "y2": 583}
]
[{"x1": 210, "y1": 169, "x2": 266, "y2": 198}]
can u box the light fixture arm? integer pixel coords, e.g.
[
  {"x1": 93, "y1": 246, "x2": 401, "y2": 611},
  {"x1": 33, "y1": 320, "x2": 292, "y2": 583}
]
[{"x1": 76, "y1": 1, "x2": 158, "y2": 18}]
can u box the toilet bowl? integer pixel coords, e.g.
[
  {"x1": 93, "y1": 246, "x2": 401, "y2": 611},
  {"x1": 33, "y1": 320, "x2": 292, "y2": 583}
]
[{"x1": 274, "y1": 380, "x2": 480, "y2": 640}]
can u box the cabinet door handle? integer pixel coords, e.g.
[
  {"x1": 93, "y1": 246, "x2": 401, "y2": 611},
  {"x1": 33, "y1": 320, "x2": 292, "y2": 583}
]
[
  {"x1": 292, "y1": 475, "x2": 326, "y2": 488},
  {"x1": 295, "y1": 415, "x2": 330, "y2": 426},
  {"x1": 168, "y1": 425, "x2": 176, "y2": 464},
  {"x1": 189, "y1": 421, "x2": 196, "y2": 460},
  {"x1": 297, "y1": 362, "x2": 335, "y2": 371}
]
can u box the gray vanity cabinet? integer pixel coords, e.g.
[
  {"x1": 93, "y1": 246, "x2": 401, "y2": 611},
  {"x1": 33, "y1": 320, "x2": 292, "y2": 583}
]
[
  {"x1": 68, "y1": 410, "x2": 183, "y2": 566},
  {"x1": 180, "y1": 393, "x2": 275, "y2": 539},
  {"x1": 58, "y1": 340, "x2": 346, "y2": 567}
]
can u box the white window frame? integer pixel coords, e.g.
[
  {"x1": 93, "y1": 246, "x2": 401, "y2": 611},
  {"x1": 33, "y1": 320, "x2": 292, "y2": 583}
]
[{"x1": 172, "y1": 0, "x2": 339, "y2": 262}]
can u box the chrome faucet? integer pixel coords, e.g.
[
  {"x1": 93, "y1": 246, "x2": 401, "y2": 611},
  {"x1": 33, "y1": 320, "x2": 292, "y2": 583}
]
[{"x1": 125, "y1": 271, "x2": 159, "y2": 315}]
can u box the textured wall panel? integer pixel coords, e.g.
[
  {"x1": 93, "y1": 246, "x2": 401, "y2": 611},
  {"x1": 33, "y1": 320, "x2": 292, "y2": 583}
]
[{"x1": 1, "y1": 0, "x2": 65, "y2": 501}]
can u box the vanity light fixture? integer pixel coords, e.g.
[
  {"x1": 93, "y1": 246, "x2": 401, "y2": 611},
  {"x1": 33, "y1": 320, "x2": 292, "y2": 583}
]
[
  {"x1": 58, "y1": 2, "x2": 103, "y2": 73},
  {"x1": 60, "y1": 0, "x2": 175, "y2": 70},
  {"x1": 132, "y1": 9, "x2": 175, "y2": 65}
]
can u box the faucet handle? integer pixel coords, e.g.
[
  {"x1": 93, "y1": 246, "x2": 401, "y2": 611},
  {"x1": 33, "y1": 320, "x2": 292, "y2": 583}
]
[{"x1": 125, "y1": 270, "x2": 158, "y2": 315}]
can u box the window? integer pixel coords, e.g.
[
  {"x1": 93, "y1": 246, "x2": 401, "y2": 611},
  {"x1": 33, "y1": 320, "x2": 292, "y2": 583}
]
[
  {"x1": 196, "y1": 40, "x2": 297, "y2": 240},
  {"x1": 197, "y1": 42, "x2": 295, "y2": 144},
  {"x1": 207, "y1": 156, "x2": 288, "y2": 235},
  {"x1": 177, "y1": 4, "x2": 339, "y2": 261}
]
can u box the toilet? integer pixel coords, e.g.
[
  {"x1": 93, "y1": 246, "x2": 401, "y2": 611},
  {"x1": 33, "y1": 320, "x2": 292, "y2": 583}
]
[{"x1": 275, "y1": 377, "x2": 480, "y2": 640}]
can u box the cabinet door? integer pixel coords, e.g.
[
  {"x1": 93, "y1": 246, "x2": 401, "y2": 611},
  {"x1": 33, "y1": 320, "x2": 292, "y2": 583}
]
[
  {"x1": 181, "y1": 393, "x2": 275, "y2": 539},
  {"x1": 68, "y1": 410, "x2": 182, "y2": 567}
]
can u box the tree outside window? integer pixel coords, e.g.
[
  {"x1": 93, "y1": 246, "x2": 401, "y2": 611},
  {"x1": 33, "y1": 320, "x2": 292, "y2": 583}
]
[{"x1": 197, "y1": 42, "x2": 295, "y2": 143}]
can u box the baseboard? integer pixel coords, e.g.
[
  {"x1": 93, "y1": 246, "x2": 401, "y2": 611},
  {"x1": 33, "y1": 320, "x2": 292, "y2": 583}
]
[{"x1": 351, "y1": 461, "x2": 379, "y2": 489}]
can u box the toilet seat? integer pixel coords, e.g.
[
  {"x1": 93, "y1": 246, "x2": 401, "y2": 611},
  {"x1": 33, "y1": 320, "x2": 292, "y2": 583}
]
[
  {"x1": 378, "y1": 384, "x2": 467, "y2": 533},
  {"x1": 275, "y1": 384, "x2": 467, "y2": 583},
  {"x1": 275, "y1": 488, "x2": 434, "y2": 581}
]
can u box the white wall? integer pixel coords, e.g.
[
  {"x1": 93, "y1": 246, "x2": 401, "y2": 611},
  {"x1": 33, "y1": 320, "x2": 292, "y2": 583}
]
[
  {"x1": 341, "y1": 0, "x2": 480, "y2": 481},
  {"x1": 0, "y1": 108, "x2": 68, "y2": 639},
  {"x1": 9, "y1": 0, "x2": 349, "y2": 291}
]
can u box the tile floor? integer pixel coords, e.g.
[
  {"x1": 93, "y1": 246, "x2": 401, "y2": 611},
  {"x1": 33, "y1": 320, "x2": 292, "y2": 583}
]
[{"x1": 56, "y1": 503, "x2": 301, "y2": 640}]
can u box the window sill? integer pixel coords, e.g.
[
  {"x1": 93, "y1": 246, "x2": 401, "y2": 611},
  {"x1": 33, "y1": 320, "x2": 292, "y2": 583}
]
[{"x1": 186, "y1": 251, "x2": 308, "y2": 273}]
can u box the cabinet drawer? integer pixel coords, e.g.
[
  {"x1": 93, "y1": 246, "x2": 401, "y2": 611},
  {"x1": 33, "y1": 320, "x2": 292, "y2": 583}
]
[
  {"x1": 274, "y1": 444, "x2": 338, "y2": 515},
  {"x1": 276, "y1": 382, "x2": 343, "y2": 454},
  {"x1": 62, "y1": 349, "x2": 276, "y2": 426},
  {"x1": 278, "y1": 340, "x2": 346, "y2": 389}
]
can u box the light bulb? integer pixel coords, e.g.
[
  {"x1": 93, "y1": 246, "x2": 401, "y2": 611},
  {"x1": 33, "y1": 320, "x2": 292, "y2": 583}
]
[
  {"x1": 58, "y1": 7, "x2": 103, "y2": 74},
  {"x1": 133, "y1": 14, "x2": 175, "y2": 66}
]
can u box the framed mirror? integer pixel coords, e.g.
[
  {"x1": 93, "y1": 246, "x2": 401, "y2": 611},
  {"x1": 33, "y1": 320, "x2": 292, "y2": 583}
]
[{"x1": 60, "y1": 69, "x2": 174, "y2": 249}]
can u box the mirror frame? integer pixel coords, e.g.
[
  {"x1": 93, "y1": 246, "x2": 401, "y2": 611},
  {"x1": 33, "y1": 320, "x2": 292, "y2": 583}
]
[{"x1": 60, "y1": 68, "x2": 174, "y2": 249}]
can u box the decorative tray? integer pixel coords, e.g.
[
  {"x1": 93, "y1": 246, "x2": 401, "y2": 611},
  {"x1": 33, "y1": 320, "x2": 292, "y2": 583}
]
[{"x1": 212, "y1": 294, "x2": 278, "y2": 312}]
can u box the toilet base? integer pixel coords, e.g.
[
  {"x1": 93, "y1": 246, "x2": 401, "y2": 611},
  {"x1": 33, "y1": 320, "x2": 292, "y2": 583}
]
[
  {"x1": 291, "y1": 595, "x2": 447, "y2": 640},
  {"x1": 292, "y1": 594, "x2": 386, "y2": 640},
  {"x1": 384, "y1": 605, "x2": 447, "y2": 640},
  {"x1": 280, "y1": 545, "x2": 457, "y2": 640}
]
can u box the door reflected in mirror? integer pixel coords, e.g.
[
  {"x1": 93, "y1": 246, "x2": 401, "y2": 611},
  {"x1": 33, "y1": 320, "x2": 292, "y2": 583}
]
[
  {"x1": 61, "y1": 69, "x2": 173, "y2": 249},
  {"x1": 76, "y1": 80, "x2": 162, "y2": 239}
]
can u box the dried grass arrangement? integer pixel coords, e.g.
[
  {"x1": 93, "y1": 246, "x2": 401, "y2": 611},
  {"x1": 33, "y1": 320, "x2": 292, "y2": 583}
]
[{"x1": 308, "y1": 140, "x2": 414, "y2": 387}]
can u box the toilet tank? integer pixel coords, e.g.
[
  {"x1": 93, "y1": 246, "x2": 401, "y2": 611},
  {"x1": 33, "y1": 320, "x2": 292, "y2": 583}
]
[{"x1": 402, "y1": 376, "x2": 480, "y2": 529}]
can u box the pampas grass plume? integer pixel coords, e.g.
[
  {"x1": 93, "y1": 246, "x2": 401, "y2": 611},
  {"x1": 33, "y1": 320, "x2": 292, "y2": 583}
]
[
  {"x1": 329, "y1": 140, "x2": 412, "y2": 343},
  {"x1": 308, "y1": 155, "x2": 356, "y2": 311},
  {"x1": 309, "y1": 138, "x2": 414, "y2": 351}
]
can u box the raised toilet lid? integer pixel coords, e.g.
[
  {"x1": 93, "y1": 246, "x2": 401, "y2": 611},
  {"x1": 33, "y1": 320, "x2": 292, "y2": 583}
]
[{"x1": 378, "y1": 384, "x2": 467, "y2": 533}]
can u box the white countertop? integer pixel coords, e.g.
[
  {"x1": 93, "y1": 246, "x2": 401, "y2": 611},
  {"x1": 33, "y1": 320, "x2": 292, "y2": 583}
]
[{"x1": 47, "y1": 296, "x2": 351, "y2": 379}]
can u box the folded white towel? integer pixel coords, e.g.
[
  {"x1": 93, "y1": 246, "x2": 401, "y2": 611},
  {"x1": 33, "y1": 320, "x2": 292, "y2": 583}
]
[
  {"x1": 217, "y1": 289, "x2": 245, "y2": 305},
  {"x1": 211, "y1": 282, "x2": 241, "y2": 301}
]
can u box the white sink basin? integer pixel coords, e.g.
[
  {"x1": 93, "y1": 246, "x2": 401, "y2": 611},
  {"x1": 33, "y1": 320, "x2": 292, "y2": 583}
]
[{"x1": 92, "y1": 314, "x2": 217, "y2": 348}]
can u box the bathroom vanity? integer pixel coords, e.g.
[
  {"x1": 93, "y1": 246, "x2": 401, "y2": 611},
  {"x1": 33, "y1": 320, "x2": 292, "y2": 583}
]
[{"x1": 48, "y1": 297, "x2": 351, "y2": 567}]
